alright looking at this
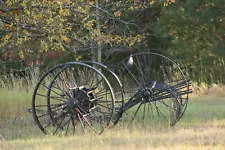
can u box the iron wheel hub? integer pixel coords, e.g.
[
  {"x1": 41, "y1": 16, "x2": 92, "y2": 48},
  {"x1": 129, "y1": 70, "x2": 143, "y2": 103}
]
[{"x1": 66, "y1": 86, "x2": 97, "y2": 112}]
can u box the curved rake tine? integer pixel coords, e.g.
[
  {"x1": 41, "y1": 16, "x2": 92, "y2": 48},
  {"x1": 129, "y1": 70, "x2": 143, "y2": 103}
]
[{"x1": 102, "y1": 51, "x2": 191, "y2": 127}]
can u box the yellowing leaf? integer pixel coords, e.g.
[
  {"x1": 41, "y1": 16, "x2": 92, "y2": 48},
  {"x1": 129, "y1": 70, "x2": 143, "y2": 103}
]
[
  {"x1": 59, "y1": 9, "x2": 70, "y2": 16},
  {"x1": 114, "y1": 11, "x2": 121, "y2": 17},
  {"x1": 61, "y1": 35, "x2": 71, "y2": 43}
]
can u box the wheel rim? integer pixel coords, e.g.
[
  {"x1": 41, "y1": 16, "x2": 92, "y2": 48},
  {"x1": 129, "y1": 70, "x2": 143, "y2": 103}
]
[
  {"x1": 32, "y1": 62, "x2": 115, "y2": 135},
  {"x1": 81, "y1": 61, "x2": 125, "y2": 126},
  {"x1": 105, "y1": 51, "x2": 191, "y2": 126}
]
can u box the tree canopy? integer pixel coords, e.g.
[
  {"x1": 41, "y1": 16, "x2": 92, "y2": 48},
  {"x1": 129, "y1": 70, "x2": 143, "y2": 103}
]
[
  {"x1": 1, "y1": 0, "x2": 225, "y2": 84},
  {"x1": 151, "y1": 0, "x2": 225, "y2": 84},
  {"x1": 0, "y1": 0, "x2": 174, "y2": 63}
]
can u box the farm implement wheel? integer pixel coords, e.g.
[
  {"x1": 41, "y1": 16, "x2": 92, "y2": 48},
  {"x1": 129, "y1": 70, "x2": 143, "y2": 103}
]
[
  {"x1": 105, "y1": 51, "x2": 192, "y2": 126},
  {"x1": 32, "y1": 62, "x2": 115, "y2": 135},
  {"x1": 81, "y1": 61, "x2": 125, "y2": 126}
]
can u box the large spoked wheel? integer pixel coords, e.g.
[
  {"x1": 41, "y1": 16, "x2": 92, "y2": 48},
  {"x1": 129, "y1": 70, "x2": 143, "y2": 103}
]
[
  {"x1": 32, "y1": 62, "x2": 115, "y2": 135},
  {"x1": 122, "y1": 87, "x2": 182, "y2": 126},
  {"x1": 105, "y1": 51, "x2": 191, "y2": 126},
  {"x1": 81, "y1": 61, "x2": 125, "y2": 126}
]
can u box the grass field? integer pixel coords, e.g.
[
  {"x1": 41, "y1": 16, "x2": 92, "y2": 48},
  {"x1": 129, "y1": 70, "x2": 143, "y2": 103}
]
[{"x1": 1, "y1": 84, "x2": 225, "y2": 149}]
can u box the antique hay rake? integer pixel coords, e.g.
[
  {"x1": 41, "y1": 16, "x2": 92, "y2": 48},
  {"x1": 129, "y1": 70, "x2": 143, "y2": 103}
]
[{"x1": 32, "y1": 50, "x2": 192, "y2": 135}]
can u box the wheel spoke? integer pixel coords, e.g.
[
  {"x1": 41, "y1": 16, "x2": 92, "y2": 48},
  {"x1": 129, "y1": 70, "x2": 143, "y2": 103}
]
[
  {"x1": 130, "y1": 101, "x2": 143, "y2": 123},
  {"x1": 108, "y1": 51, "x2": 191, "y2": 126},
  {"x1": 32, "y1": 62, "x2": 115, "y2": 135}
]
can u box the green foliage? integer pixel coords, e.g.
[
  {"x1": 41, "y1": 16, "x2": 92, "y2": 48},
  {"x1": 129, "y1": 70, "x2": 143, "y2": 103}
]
[
  {"x1": 2, "y1": 0, "x2": 224, "y2": 85},
  {"x1": 0, "y1": 0, "x2": 171, "y2": 63},
  {"x1": 151, "y1": 0, "x2": 225, "y2": 84}
]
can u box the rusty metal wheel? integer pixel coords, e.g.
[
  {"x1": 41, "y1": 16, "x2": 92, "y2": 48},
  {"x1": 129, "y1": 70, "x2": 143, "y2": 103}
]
[
  {"x1": 32, "y1": 62, "x2": 115, "y2": 135},
  {"x1": 104, "y1": 50, "x2": 192, "y2": 126}
]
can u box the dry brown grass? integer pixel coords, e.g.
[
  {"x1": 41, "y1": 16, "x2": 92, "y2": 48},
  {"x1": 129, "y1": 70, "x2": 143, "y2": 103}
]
[
  {"x1": 1, "y1": 125, "x2": 225, "y2": 150},
  {"x1": 1, "y1": 82, "x2": 225, "y2": 149},
  {"x1": 191, "y1": 82, "x2": 225, "y2": 98}
]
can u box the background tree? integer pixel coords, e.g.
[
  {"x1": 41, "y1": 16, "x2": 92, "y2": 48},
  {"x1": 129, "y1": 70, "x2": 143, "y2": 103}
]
[
  {"x1": 151, "y1": 0, "x2": 225, "y2": 84},
  {"x1": 0, "y1": 0, "x2": 174, "y2": 66}
]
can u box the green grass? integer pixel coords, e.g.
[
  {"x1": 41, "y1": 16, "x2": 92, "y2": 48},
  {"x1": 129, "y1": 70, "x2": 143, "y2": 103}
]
[
  {"x1": 0, "y1": 87, "x2": 32, "y2": 121},
  {"x1": 180, "y1": 97, "x2": 225, "y2": 127},
  {"x1": 0, "y1": 94, "x2": 225, "y2": 146},
  {"x1": 1, "y1": 80, "x2": 225, "y2": 149}
]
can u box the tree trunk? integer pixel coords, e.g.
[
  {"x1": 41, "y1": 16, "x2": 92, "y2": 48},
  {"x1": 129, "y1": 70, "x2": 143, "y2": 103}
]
[{"x1": 92, "y1": 0, "x2": 101, "y2": 63}]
